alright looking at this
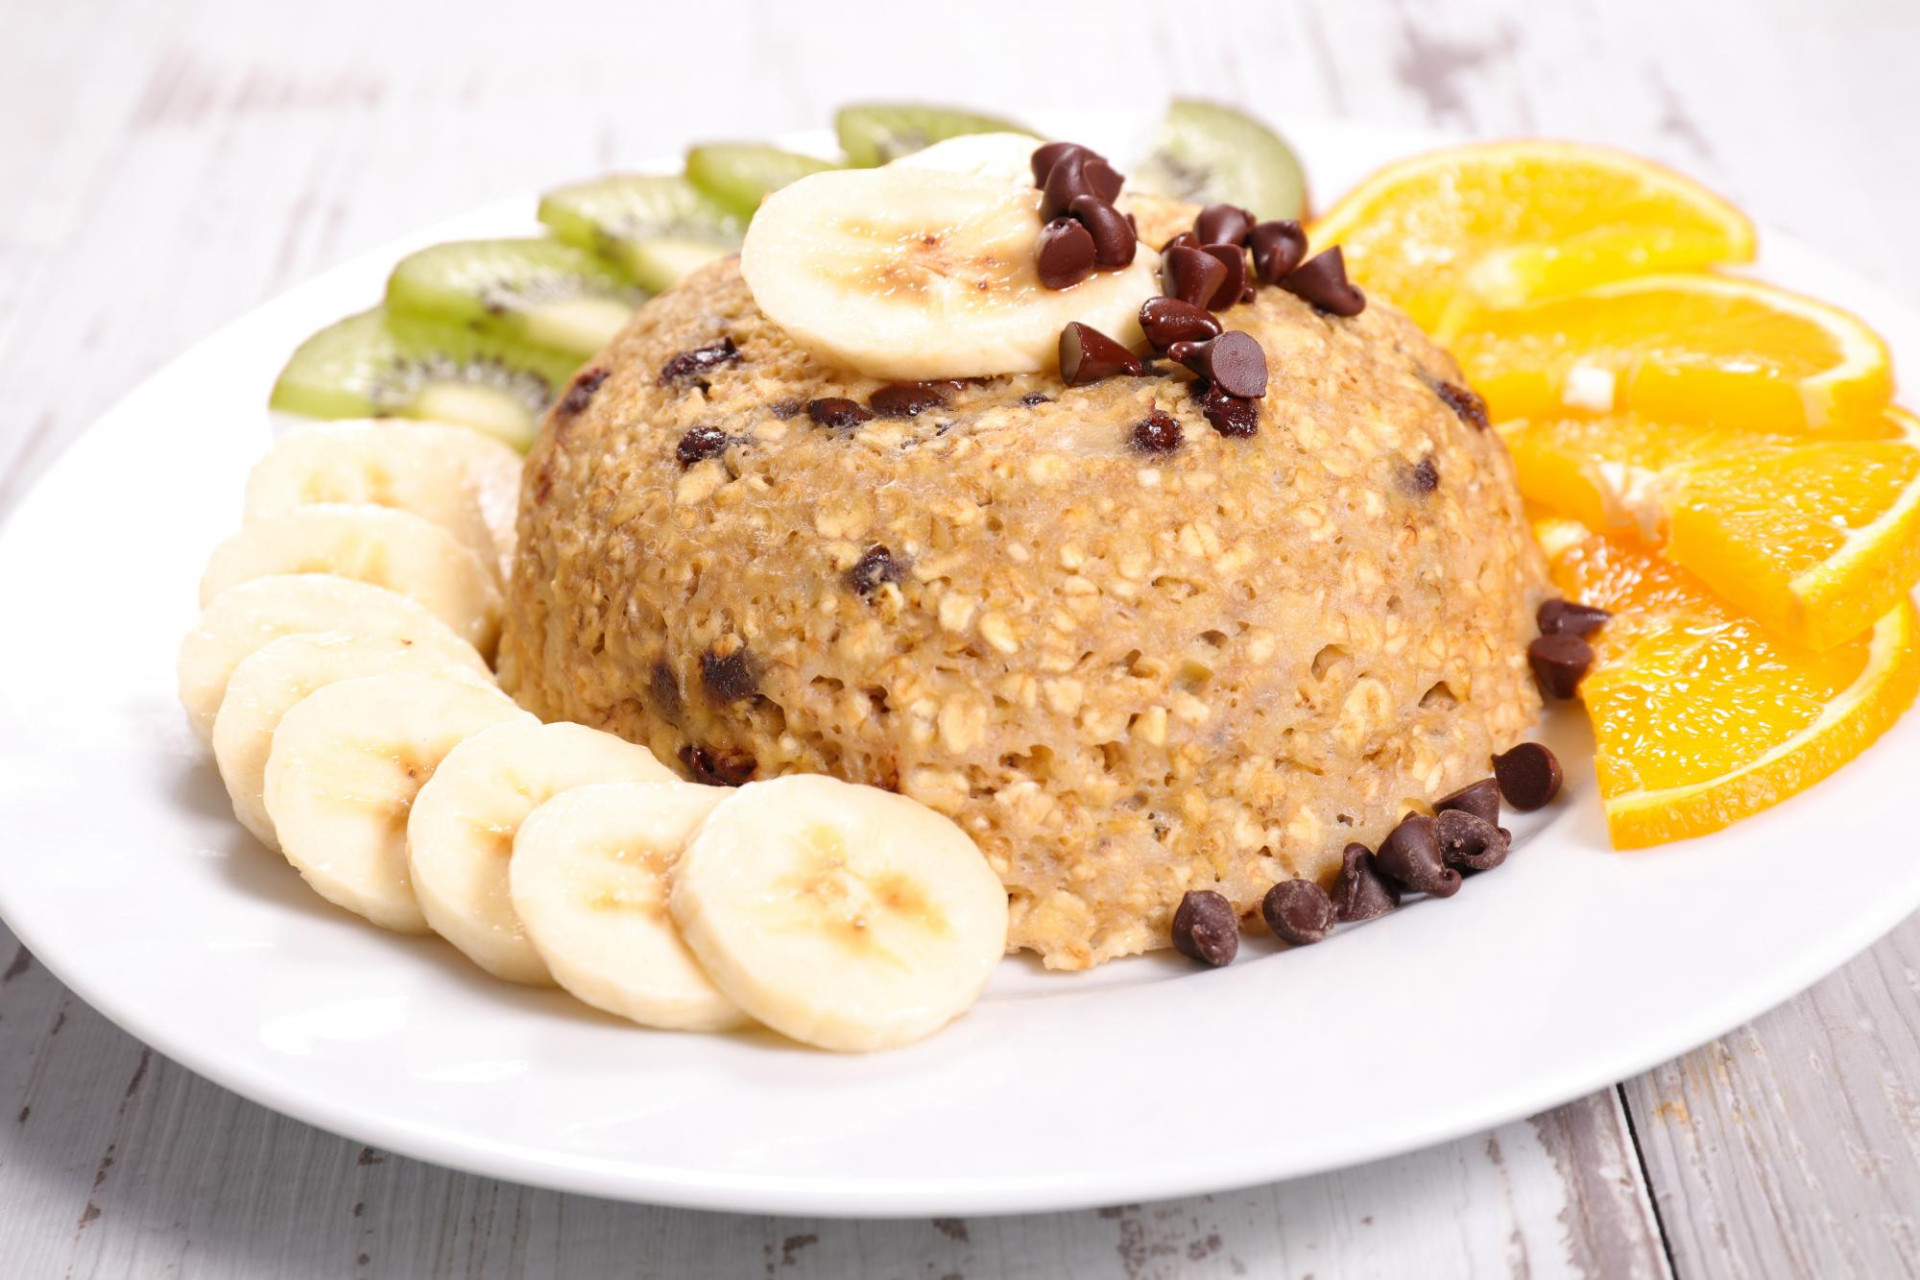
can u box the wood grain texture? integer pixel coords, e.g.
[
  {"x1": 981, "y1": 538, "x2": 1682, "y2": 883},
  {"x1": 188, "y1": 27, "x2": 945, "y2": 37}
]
[{"x1": 0, "y1": 0, "x2": 1914, "y2": 1275}]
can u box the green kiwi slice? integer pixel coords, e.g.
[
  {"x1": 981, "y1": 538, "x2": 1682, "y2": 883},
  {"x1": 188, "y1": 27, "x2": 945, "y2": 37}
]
[
  {"x1": 1131, "y1": 99, "x2": 1309, "y2": 222},
  {"x1": 538, "y1": 175, "x2": 743, "y2": 294},
  {"x1": 686, "y1": 145, "x2": 838, "y2": 219},
  {"x1": 268, "y1": 307, "x2": 582, "y2": 452},
  {"x1": 385, "y1": 239, "x2": 643, "y2": 360},
  {"x1": 835, "y1": 104, "x2": 1035, "y2": 168}
]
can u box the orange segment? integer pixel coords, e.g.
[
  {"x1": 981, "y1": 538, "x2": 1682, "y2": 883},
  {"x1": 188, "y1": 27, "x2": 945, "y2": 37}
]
[
  {"x1": 1535, "y1": 518, "x2": 1919, "y2": 848},
  {"x1": 1505, "y1": 408, "x2": 1920, "y2": 651},
  {"x1": 1309, "y1": 141, "x2": 1755, "y2": 335},
  {"x1": 1454, "y1": 274, "x2": 1894, "y2": 432}
]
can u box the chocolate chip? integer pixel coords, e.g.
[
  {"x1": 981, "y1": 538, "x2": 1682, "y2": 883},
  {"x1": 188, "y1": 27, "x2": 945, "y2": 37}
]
[
  {"x1": 1528, "y1": 633, "x2": 1593, "y2": 699},
  {"x1": 700, "y1": 645, "x2": 757, "y2": 703},
  {"x1": 559, "y1": 367, "x2": 609, "y2": 415},
  {"x1": 658, "y1": 337, "x2": 740, "y2": 385},
  {"x1": 1432, "y1": 380, "x2": 1489, "y2": 431},
  {"x1": 1409, "y1": 456, "x2": 1439, "y2": 492},
  {"x1": 1493, "y1": 741, "x2": 1563, "y2": 812},
  {"x1": 1200, "y1": 244, "x2": 1248, "y2": 311},
  {"x1": 1195, "y1": 203, "x2": 1254, "y2": 248},
  {"x1": 1029, "y1": 140, "x2": 1083, "y2": 187},
  {"x1": 1167, "y1": 331, "x2": 1268, "y2": 399},
  {"x1": 1036, "y1": 216, "x2": 1098, "y2": 290},
  {"x1": 1171, "y1": 889, "x2": 1238, "y2": 966},
  {"x1": 1040, "y1": 148, "x2": 1123, "y2": 220},
  {"x1": 1162, "y1": 230, "x2": 1200, "y2": 254},
  {"x1": 1020, "y1": 392, "x2": 1053, "y2": 406},
  {"x1": 1059, "y1": 322, "x2": 1144, "y2": 385},
  {"x1": 1190, "y1": 380, "x2": 1259, "y2": 438},
  {"x1": 868, "y1": 382, "x2": 949, "y2": 419},
  {"x1": 1161, "y1": 245, "x2": 1230, "y2": 310},
  {"x1": 807, "y1": 397, "x2": 874, "y2": 430},
  {"x1": 1435, "y1": 809, "x2": 1509, "y2": 872},
  {"x1": 1262, "y1": 879, "x2": 1334, "y2": 946},
  {"x1": 769, "y1": 397, "x2": 803, "y2": 420},
  {"x1": 1130, "y1": 409, "x2": 1182, "y2": 454},
  {"x1": 679, "y1": 744, "x2": 757, "y2": 787},
  {"x1": 849, "y1": 544, "x2": 900, "y2": 597},
  {"x1": 1434, "y1": 778, "x2": 1502, "y2": 827},
  {"x1": 1279, "y1": 246, "x2": 1366, "y2": 317},
  {"x1": 1331, "y1": 842, "x2": 1399, "y2": 922},
  {"x1": 649, "y1": 660, "x2": 683, "y2": 726},
  {"x1": 1083, "y1": 156, "x2": 1124, "y2": 203},
  {"x1": 1248, "y1": 220, "x2": 1308, "y2": 284},
  {"x1": 1068, "y1": 194, "x2": 1136, "y2": 268},
  {"x1": 1139, "y1": 296, "x2": 1222, "y2": 352},
  {"x1": 1538, "y1": 599, "x2": 1611, "y2": 638},
  {"x1": 1375, "y1": 814, "x2": 1462, "y2": 898},
  {"x1": 675, "y1": 425, "x2": 730, "y2": 467}
]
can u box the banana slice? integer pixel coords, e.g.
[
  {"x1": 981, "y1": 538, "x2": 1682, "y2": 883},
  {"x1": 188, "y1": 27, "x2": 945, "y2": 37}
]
[
  {"x1": 407, "y1": 720, "x2": 677, "y2": 985},
  {"x1": 199, "y1": 504, "x2": 503, "y2": 657},
  {"x1": 669, "y1": 774, "x2": 1009, "y2": 1052},
  {"x1": 264, "y1": 672, "x2": 529, "y2": 931},
  {"x1": 740, "y1": 134, "x2": 1158, "y2": 381},
  {"x1": 244, "y1": 420, "x2": 522, "y2": 583},
  {"x1": 177, "y1": 573, "x2": 483, "y2": 742},
  {"x1": 214, "y1": 630, "x2": 499, "y2": 850},
  {"x1": 510, "y1": 781, "x2": 744, "y2": 1031}
]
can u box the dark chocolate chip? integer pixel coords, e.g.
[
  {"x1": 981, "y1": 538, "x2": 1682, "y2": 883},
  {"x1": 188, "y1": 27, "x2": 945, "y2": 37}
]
[
  {"x1": 1036, "y1": 216, "x2": 1098, "y2": 290},
  {"x1": 1434, "y1": 809, "x2": 1509, "y2": 872},
  {"x1": 1069, "y1": 194, "x2": 1136, "y2": 268},
  {"x1": 1161, "y1": 245, "x2": 1230, "y2": 310},
  {"x1": 1083, "y1": 155, "x2": 1124, "y2": 203},
  {"x1": 1020, "y1": 392, "x2": 1053, "y2": 406},
  {"x1": 807, "y1": 397, "x2": 875, "y2": 430},
  {"x1": 1375, "y1": 813, "x2": 1463, "y2": 898},
  {"x1": 700, "y1": 645, "x2": 758, "y2": 703},
  {"x1": 1279, "y1": 246, "x2": 1366, "y2": 317},
  {"x1": 559, "y1": 367, "x2": 609, "y2": 415},
  {"x1": 1538, "y1": 598, "x2": 1612, "y2": 638},
  {"x1": 1040, "y1": 149, "x2": 1124, "y2": 220},
  {"x1": 1528, "y1": 634, "x2": 1593, "y2": 699},
  {"x1": 849, "y1": 544, "x2": 900, "y2": 597},
  {"x1": 1059, "y1": 322, "x2": 1144, "y2": 385},
  {"x1": 1171, "y1": 889, "x2": 1239, "y2": 967},
  {"x1": 1247, "y1": 220, "x2": 1308, "y2": 284},
  {"x1": 1167, "y1": 331, "x2": 1268, "y2": 399},
  {"x1": 1432, "y1": 380, "x2": 1489, "y2": 431},
  {"x1": 675, "y1": 425, "x2": 730, "y2": 467},
  {"x1": 1493, "y1": 741, "x2": 1563, "y2": 812},
  {"x1": 649, "y1": 660, "x2": 683, "y2": 726},
  {"x1": 1029, "y1": 140, "x2": 1084, "y2": 187},
  {"x1": 1409, "y1": 456, "x2": 1439, "y2": 492},
  {"x1": 1262, "y1": 879, "x2": 1335, "y2": 946},
  {"x1": 1130, "y1": 409, "x2": 1183, "y2": 454},
  {"x1": 1200, "y1": 244, "x2": 1248, "y2": 311},
  {"x1": 1139, "y1": 296, "x2": 1223, "y2": 352},
  {"x1": 1191, "y1": 380, "x2": 1260, "y2": 438},
  {"x1": 1331, "y1": 842, "x2": 1400, "y2": 922},
  {"x1": 678, "y1": 744, "x2": 757, "y2": 787},
  {"x1": 769, "y1": 397, "x2": 804, "y2": 420},
  {"x1": 1195, "y1": 203, "x2": 1255, "y2": 248},
  {"x1": 868, "y1": 382, "x2": 949, "y2": 419},
  {"x1": 1162, "y1": 230, "x2": 1200, "y2": 254},
  {"x1": 1434, "y1": 778, "x2": 1502, "y2": 827},
  {"x1": 658, "y1": 337, "x2": 740, "y2": 385}
]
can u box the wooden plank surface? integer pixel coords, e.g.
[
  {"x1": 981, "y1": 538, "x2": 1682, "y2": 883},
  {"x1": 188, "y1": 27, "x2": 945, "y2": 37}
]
[{"x1": 0, "y1": 0, "x2": 1914, "y2": 1275}]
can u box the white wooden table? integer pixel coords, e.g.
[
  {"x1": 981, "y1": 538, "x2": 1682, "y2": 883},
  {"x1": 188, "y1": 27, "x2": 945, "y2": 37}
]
[{"x1": 3, "y1": 1, "x2": 1916, "y2": 1274}]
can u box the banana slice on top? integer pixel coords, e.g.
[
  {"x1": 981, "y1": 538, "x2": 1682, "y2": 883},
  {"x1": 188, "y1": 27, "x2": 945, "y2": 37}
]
[
  {"x1": 199, "y1": 504, "x2": 503, "y2": 657},
  {"x1": 177, "y1": 573, "x2": 484, "y2": 742},
  {"x1": 407, "y1": 720, "x2": 676, "y2": 985},
  {"x1": 213, "y1": 630, "x2": 499, "y2": 851},
  {"x1": 669, "y1": 774, "x2": 1009, "y2": 1052},
  {"x1": 264, "y1": 672, "x2": 529, "y2": 932},
  {"x1": 740, "y1": 133, "x2": 1158, "y2": 381},
  {"x1": 244, "y1": 420, "x2": 523, "y2": 583},
  {"x1": 510, "y1": 781, "x2": 744, "y2": 1031}
]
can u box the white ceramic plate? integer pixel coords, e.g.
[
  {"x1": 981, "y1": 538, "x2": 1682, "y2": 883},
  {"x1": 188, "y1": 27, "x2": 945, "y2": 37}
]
[{"x1": 0, "y1": 115, "x2": 1916, "y2": 1218}]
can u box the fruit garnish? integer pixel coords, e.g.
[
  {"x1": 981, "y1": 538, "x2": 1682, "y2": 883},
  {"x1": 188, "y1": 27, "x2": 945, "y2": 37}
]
[
  {"x1": 537, "y1": 174, "x2": 744, "y2": 294},
  {"x1": 686, "y1": 144, "x2": 839, "y2": 219},
  {"x1": 269, "y1": 308, "x2": 582, "y2": 452},
  {"x1": 1453, "y1": 274, "x2": 1894, "y2": 433},
  {"x1": 1132, "y1": 98, "x2": 1308, "y2": 223},
  {"x1": 834, "y1": 103, "x2": 1033, "y2": 168},
  {"x1": 1506, "y1": 408, "x2": 1920, "y2": 651},
  {"x1": 384, "y1": 239, "x2": 642, "y2": 360},
  {"x1": 1309, "y1": 141, "x2": 1755, "y2": 335},
  {"x1": 1535, "y1": 517, "x2": 1919, "y2": 848}
]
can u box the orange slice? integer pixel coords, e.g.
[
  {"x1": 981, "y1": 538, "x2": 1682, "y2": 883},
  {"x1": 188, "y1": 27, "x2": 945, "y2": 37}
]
[
  {"x1": 1505, "y1": 408, "x2": 1920, "y2": 651},
  {"x1": 1309, "y1": 141, "x2": 1755, "y2": 336},
  {"x1": 1453, "y1": 274, "x2": 1894, "y2": 433},
  {"x1": 1535, "y1": 518, "x2": 1919, "y2": 848}
]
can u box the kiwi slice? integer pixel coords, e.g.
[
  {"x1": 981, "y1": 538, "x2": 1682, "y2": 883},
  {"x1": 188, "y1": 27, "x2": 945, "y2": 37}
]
[
  {"x1": 686, "y1": 145, "x2": 838, "y2": 219},
  {"x1": 835, "y1": 104, "x2": 1035, "y2": 168},
  {"x1": 538, "y1": 175, "x2": 743, "y2": 294},
  {"x1": 268, "y1": 307, "x2": 582, "y2": 452},
  {"x1": 386, "y1": 239, "x2": 643, "y2": 360},
  {"x1": 1132, "y1": 99, "x2": 1309, "y2": 222}
]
